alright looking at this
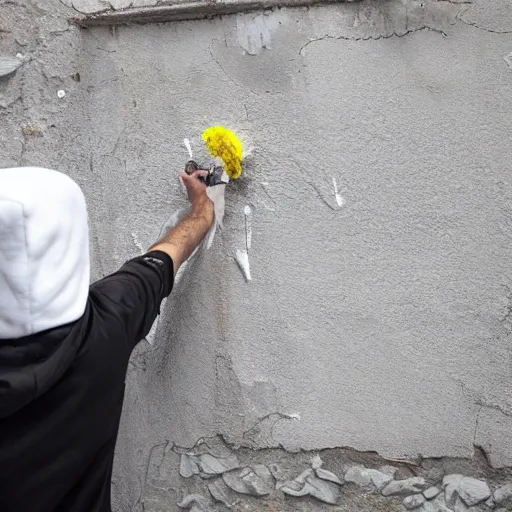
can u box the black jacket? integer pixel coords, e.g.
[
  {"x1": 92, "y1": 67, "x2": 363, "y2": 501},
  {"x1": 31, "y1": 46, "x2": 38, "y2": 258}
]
[{"x1": 0, "y1": 251, "x2": 173, "y2": 512}]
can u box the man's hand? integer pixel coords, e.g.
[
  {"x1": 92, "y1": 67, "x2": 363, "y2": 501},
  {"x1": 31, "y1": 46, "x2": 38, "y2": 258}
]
[
  {"x1": 149, "y1": 170, "x2": 215, "y2": 275},
  {"x1": 180, "y1": 170, "x2": 214, "y2": 222}
]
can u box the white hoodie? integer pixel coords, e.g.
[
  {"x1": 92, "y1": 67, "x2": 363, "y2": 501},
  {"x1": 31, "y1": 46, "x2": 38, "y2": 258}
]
[{"x1": 0, "y1": 167, "x2": 90, "y2": 339}]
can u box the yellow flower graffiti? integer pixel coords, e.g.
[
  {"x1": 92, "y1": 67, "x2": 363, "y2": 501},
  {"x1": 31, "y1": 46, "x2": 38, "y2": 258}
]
[{"x1": 202, "y1": 126, "x2": 244, "y2": 179}]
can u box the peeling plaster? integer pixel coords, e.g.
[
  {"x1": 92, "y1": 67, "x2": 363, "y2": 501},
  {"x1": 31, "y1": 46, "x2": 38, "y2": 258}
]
[{"x1": 236, "y1": 13, "x2": 273, "y2": 55}]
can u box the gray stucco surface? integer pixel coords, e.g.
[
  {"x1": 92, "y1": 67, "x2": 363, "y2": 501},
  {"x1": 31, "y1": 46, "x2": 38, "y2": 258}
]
[{"x1": 1, "y1": 0, "x2": 512, "y2": 510}]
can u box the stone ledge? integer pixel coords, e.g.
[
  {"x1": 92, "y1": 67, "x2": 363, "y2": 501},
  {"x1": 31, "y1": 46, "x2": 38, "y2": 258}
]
[{"x1": 71, "y1": 0, "x2": 360, "y2": 26}]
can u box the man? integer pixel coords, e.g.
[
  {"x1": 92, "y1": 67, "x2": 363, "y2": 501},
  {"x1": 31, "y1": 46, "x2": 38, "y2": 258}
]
[{"x1": 0, "y1": 166, "x2": 214, "y2": 511}]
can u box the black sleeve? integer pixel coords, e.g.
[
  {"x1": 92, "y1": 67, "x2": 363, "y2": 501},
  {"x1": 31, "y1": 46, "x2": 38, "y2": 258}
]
[{"x1": 89, "y1": 250, "x2": 174, "y2": 348}]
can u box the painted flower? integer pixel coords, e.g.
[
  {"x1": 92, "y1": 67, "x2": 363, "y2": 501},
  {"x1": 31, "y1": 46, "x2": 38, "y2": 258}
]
[{"x1": 202, "y1": 126, "x2": 244, "y2": 179}]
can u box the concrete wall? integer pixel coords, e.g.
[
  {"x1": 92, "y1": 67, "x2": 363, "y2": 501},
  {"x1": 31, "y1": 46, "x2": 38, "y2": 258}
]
[{"x1": 2, "y1": 1, "x2": 512, "y2": 510}]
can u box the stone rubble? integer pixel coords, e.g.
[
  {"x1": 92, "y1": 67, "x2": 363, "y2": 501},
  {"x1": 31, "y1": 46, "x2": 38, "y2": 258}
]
[
  {"x1": 176, "y1": 451, "x2": 512, "y2": 511},
  {"x1": 382, "y1": 477, "x2": 426, "y2": 497},
  {"x1": 457, "y1": 477, "x2": 491, "y2": 507},
  {"x1": 180, "y1": 453, "x2": 199, "y2": 478},
  {"x1": 311, "y1": 455, "x2": 323, "y2": 470},
  {"x1": 0, "y1": 56, "x2": 22, "y2": 78},
  {"x1": 494, "y1": 483, "x2": 512, "y2": 506},
  {"x1": 295, "y1": 468, "x2": 314, "y2": 484},
  {"x1": 177, "y1": 493, "x2": 213, "y2": 512},
  {"x1": 424, "y1": 487, "x2": 441, "y2": 500},
  {"x1": 404, "y1": 493, "x2": 426, "y2": 509},
  {"x1": 344, "y1": 465, "x2": 393, "y2": 489},
  {"x1": 426, "y1": 496, "x2": 452, "y2": 512},
  {"x1": 277, "y1": 458, "x2": 342, "y2": 505},
  {"x1": 316, "y1": 467, "x2": 344, "y2": 485},
  {"x1": 207, "y1": 479, "x2": 240, "y2": 508},
  {"x1": 444, "y1": 475, "x2": 464, "y2": 506},
  {"x1": 344, "y1": 465, "x2": 372, "y2": 487},
  {"x1": 268, "y1": 462, "x2": 284, "y2": 482},
  {"x1": 199, "y1": 453, "x2": 240, "y2": 476},
  {"x1": 180, "y1": 452, "x2": 240, "y2": 478},
  {"x1": 443, "y1": 475, "x2": 491, "y2": 507},
  {"x1": 311, "y1": 455, "x2": 343, "y2": 485},
  {"x1": 278, "y1": 479, "x2": 310, "y2": 498},
  {"x1": 416, "y1": 495, "x2": 452, "y2": 512},
  {"x1": 452, "y1": 498, "x2": 468, "y2": 512},
  {"x1": 368, "y1": 468, "x2": 395, "y2": 489},
  {"x1": 222, "y1": 465, "x2": 274, "y2": 496},
  {"x1": 304, "y1": 477, "x2": 342, "y2": 505},
  {"x1": 485, "y1": 496, "x2": 496, "y2": 508}
]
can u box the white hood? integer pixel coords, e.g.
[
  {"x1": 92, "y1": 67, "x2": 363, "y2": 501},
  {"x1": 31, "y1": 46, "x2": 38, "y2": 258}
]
[{"x1": 0, "y1": 167, "x2": 90, "y2": 339}]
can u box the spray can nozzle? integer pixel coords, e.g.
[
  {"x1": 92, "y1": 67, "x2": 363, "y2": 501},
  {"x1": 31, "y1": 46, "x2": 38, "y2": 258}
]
[{"x1": 184, "y1": 160, "x2": 228, "y2": 187}]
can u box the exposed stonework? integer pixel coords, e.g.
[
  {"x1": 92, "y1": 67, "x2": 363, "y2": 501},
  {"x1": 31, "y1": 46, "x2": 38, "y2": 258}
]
[
  {"x1": 424, "y1": 487, "x2": 442, "y2": 500},
  {"x1": 344, "y1": 465, "x2": 395, "y2": 489},
  {"x1": 443, "y1": 475, "x2": 491, "y2": 507},
  {"x1": 0, "y1": 56, "x2": 23, "y2": 78},
  {"x1": 494, "y1": 483, "x2": 512, "y2": 507},
  {"x1": 137, "y1": 437, "x2": 512, "y2": 511},
  {"x1": 382, "y1": 477, "x2": 427, "y2": 497}
]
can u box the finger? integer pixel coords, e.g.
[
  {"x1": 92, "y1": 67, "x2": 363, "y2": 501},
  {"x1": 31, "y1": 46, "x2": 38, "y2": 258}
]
[
  {"x1": 191, "y1": 170, "x2": 209, "y2": 179},
  {"x1": 179, "y1": 171, "x2": 207, "y2": 183}
]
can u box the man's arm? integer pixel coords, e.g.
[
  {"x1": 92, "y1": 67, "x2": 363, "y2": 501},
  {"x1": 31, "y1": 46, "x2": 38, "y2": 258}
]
[{"x1": 149, "y1": 170, "x2": 214, "y2": 275}]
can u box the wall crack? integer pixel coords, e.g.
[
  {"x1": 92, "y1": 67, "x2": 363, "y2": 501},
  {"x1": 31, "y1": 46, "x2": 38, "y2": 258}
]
[
  {"x1": 299, "y1": 26, "x2": 447, "y2": 55},
  {"x1": 456, "y1": 7, "x2": 512, "y2": 34},
  {"x1": 474, "y1": 399, "x2": 512, "y2": 418},
  {"x1": 457, "y1": 18, "x2": 512, "y2": 34}
]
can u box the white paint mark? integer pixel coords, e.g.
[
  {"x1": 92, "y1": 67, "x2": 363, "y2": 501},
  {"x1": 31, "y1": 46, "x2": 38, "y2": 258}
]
[
  {"x1": 205, "y1": 222, "x2": 217, "y2": 250},
  {"x1": 236, "y1": 13, "x2": 272, "y2": 55},
  {"x1": 504, "y1": 52, "x2": 512, "y2": 69},
  {"x1": 288, "y1": 412, "x2": 301, "y2": 420},
  {"x1": 244, "y1": 205, "x2": 252, "y2": 251},
  {"x1": 206, "y1": 183, "x2": 226, "y2": 230},
  {"x1": 235, "y1": 249, "x2": 251, "y2": 282},
  {"x1": 221, "y1": 169, "x2": 230, "y2": 184},
  {"x1": 183, "y1": 138, "x2": 193, "y2": 158},
  {"x1": 131, "y1": 232, "x2": 144, "y2": 254},
  {"x1": 332, "y1": 177, "x2": 344, "y2": 208},
  {"x1": 242, "y1": 145, "x2": 254, "y2": 158},
  {"x1": 57, "y1": 89, "x2": 66, "y2": 99}
]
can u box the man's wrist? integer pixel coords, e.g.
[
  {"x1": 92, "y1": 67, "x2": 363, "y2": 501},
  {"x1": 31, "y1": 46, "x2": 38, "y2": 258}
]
[{"x1": 191, "y1": 196, "x2": 214, "y2": 222}]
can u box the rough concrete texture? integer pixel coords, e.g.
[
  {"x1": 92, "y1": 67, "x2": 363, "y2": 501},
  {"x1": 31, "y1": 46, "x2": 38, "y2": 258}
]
[{"x1": 1, "y1": 0, "x2": 512, "y2": 510}]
